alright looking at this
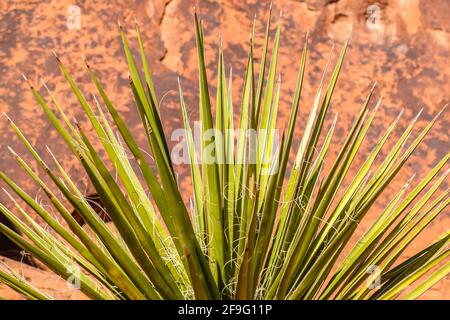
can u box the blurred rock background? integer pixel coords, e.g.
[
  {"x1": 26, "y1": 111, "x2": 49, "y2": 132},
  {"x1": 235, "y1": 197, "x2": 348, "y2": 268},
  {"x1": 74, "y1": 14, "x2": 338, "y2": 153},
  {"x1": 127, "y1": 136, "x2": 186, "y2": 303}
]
[{"x1": 0, "y1": 0, "x2": 448, "y2": 299}]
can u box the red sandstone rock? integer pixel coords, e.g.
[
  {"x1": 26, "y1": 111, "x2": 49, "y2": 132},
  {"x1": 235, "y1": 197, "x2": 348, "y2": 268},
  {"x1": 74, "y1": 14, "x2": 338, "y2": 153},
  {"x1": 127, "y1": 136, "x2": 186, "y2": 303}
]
[{"x1": 0, "y1": 0, "x2": 448, "y2": 299}]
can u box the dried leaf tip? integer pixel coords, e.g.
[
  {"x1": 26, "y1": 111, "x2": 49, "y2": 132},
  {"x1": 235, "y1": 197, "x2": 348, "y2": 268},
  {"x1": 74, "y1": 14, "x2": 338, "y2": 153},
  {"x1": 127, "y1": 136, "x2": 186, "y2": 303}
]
[
  {"x1": 45, "y1": 145, "x2": 55, "y2": 157},
  {"x1": 52, "y1": 50, "x2": 61, "y2": 62},
  {"x1": 443, "y1": 167, "x2": 450, "y2": 176},
  {"x1": 410, "y1": 108, "x2": 423, "y2": 124},
  {"x1": 433, "y1": 103, "x2": 448, "y2": 121},
  {"x1": 345, "y1": 27, "x2": 353, "y2": 42},
  {"x1": 2, "y1": 188, "x2": 12, "y2": 197},
  {"x1": 396, "y1": 108, "x2": 404, "y2": 120},
  {"x1": 281, "y1": 122, "x2": 286, "y2": 135},
  {"x1": 330, "y1": 42, "x2": 336, "y2": 52},
  {"x1": 7, "y1": 146, "x2": 18, "y2": 157},
  {"x1": 370, "y1": 97, "x2": 382, "y2": 115},
  {"x1": 3, "y1": 189, "x2": 18, "y2": 204},
  {"x1": 407, "y1": 172, "x2": 417, "y2": 184},
  {"x1": 82, "y1": 55, "x2": 91, "y2": 69},
  {"x1": 333, "y1": 113, "x2": 339, "y2": 123},
  {"x1": 21, "y1": 74, "x2": 34, "y2": 89},
  {"x1": 2, "y1": 111, "x2": 12, "y2": 123}
]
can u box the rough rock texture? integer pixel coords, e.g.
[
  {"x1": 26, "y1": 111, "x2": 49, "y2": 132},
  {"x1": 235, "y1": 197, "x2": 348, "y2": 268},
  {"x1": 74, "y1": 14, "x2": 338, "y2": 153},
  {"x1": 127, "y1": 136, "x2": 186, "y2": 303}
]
[{"x1": 0, "y1": 0, "x2": 448, "y2": 299}]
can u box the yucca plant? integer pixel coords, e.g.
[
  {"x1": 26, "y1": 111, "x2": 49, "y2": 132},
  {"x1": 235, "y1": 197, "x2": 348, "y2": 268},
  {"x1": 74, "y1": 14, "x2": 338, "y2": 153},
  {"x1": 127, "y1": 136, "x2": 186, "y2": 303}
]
[{"x1": 0, "y1": 10, "x2": 448, "y2": 300}]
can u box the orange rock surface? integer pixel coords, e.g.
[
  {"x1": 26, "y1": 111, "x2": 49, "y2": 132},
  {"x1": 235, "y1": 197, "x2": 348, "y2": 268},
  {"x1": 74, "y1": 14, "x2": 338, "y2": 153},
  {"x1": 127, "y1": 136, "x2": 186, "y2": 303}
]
[{"x1": 0, "y1": 0, "x2": 448, "y2": 299}]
